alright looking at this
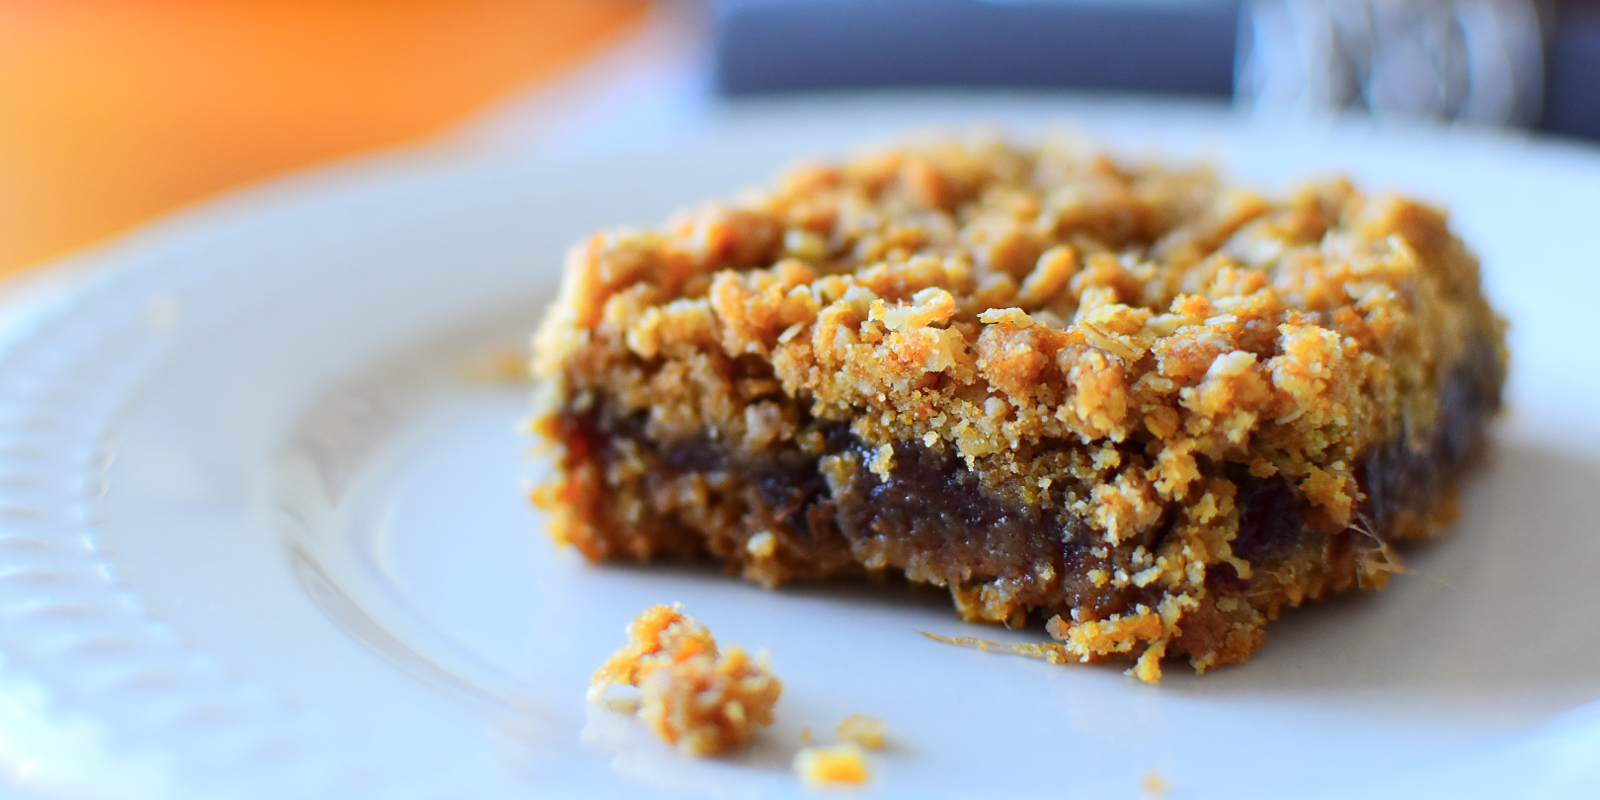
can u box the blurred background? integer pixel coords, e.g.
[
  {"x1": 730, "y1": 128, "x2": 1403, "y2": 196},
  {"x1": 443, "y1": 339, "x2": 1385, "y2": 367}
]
[{"x1": 2, "y1": 0, "x2": 1595, "y2": 280}]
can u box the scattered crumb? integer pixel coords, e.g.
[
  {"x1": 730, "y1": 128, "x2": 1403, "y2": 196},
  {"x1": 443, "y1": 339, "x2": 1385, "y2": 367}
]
[
  {"x1": 639, "y1": 645, "x2": 781, "y2": 756},
  {"x1": 799, "y1": 726, "x2": 813, "y2": 745},
  {"x1": 144, "y1": 295, "x2": 180, "y2": 330},
  {"x1": 456, "y1": 345, "x2": 530, "y2": 385},
  {"x1": 590, "y1": 604, "x2": 782, "y2": 756},
  {"x1": 590, "y1": 604, "x2": 716, "y2": 699},
  {"x1": 794, "y1": 743, "x2": 870, "y2": 789},
  {"x1": 603, "y1": 697, "x2": 641, "y2": 715},
  {"x1": 834, "y1": 714, "x2": 887, "y2": 750},
  {"x1": 1142, "y1": 770, "x2": 1170, "y2": 798}
]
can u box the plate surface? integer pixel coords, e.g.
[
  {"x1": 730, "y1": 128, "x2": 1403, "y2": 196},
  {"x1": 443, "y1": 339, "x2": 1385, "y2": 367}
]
[{"x1": 4, "y1": 95, "x2": 1600, "y2": 799}]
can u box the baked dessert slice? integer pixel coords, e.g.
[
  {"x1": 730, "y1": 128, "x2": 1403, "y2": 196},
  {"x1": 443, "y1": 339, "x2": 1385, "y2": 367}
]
[{"x1": 529, "y1": 137, "x2": 1506, "y2": 682}]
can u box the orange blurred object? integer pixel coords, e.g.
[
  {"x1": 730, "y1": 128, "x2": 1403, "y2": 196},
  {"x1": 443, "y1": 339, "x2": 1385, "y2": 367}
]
[{"x1": 0, "y1": 0, "x2": 651, "y2": 277}]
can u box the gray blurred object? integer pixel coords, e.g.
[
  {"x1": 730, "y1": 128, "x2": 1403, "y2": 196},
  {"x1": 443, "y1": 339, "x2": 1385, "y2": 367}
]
[
  {"x1": 713, "y1": 0, "x2": 1600, "y2": 139},
  {"x1": 1236, "y1": 0, "x2": 1545, "y2": 125}
]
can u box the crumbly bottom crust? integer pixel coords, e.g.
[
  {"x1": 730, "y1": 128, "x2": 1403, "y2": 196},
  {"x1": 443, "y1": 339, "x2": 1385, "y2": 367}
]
[{"x1": 543, "y1": 337, "x2": 1501, "y2": 675}]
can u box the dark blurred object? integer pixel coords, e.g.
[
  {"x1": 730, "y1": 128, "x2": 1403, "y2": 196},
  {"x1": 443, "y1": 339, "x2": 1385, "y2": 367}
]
[
  {"x1": 713, "y1": 0, "x2": 1600, "y2": 141},
  {"x1": 1544, "y1": 1, "x2": 1600, "y2": 140},
  {"x1": 714, "y1": 0, "x2": 1239, "y2": 97}
]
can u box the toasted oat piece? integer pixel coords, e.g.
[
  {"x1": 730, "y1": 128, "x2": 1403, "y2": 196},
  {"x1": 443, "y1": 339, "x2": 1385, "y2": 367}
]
[
  {"x1": 590, "y1": 605, "x2": 781, "y2": 756},
  {"x1": 794, "y1": 743, "x2": 871, "y2": 789},
  {"x1": 535, "y1": 136, "x2": 1507, "y2": 683},
  {"x1": 833, "y1": 714, "x2": 887, "y2": 749}
]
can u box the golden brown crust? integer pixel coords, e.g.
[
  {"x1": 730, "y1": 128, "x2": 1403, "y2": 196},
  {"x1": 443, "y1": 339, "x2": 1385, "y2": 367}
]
[{"x1": 535, "y1": 136, "x2": 1506, "y2": 682}]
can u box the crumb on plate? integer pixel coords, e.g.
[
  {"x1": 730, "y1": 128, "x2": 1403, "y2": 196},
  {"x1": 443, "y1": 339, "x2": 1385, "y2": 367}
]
[
  {"x1": 455, "y1": 345, "x2": 532, "y2": 385},
  {"x1": 590, "y1": 604, "x2": 782, "y2": 756},
  {"x1": 795, "y1": 742, "x2": 870, "y2": 789},
  {"x1": 834, "y1": 713, "x2": 888, "y2": 749},
  {"x1": 1143, "y1": 769, "x2": 1170, "y2": 797}
]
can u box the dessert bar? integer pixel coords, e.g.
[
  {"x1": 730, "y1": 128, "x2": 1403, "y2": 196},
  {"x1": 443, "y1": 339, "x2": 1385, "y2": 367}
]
[{"x1": 531, "y1": 138, "x2": 1506, "y2": 681}]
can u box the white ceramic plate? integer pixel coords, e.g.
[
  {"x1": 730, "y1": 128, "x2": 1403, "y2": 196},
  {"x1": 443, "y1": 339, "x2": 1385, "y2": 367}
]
[{"x1": 4, "y1": 95, "x2": 1600, "y2": 800}]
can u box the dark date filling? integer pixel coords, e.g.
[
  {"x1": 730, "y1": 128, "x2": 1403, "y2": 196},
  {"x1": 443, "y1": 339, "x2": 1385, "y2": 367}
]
[{"x1": 553, "y1": 337, "x2": 1502, "y2": 629}]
